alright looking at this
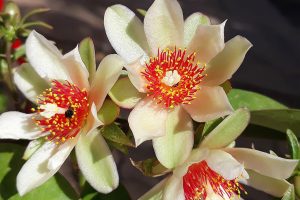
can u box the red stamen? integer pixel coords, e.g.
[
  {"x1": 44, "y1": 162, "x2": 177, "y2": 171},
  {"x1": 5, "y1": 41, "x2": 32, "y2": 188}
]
[
  {"x1": 142, "y1": 47, "x2": 206, "y2": 108},
  {"x1": 183, "y1": 161, "x2": 246, "y2": 200}
]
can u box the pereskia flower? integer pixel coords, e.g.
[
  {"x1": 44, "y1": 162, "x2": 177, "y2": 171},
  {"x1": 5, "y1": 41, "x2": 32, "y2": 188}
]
[
  {"x1": 104, "y1": 0, "x2": 252, "y2": 169},
  {"x1": 0, "y1": 31, "x2": 125, "y2": 195},
  {"x1": 139, "y1": 109, "x2": 299, "y2": 200}
]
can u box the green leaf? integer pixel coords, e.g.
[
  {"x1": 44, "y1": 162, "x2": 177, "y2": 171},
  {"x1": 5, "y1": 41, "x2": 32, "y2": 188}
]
[
  {"x1": 106, "y1": 140, "x2": 129, "y2": 155},
  {"x1": 100, "y1": 123, "x2": 134, "y2": 147},
  {"x1": 287, "y1": 129, "x2": 300, "y2": 160},
  {"x1": 199, "y1": 108, "x2": 250, "y2": 149},
  {"x1": 22, "y1": 21, "x2": 53, "y2": 29},
  {"x1": 281, "y1": 184, "x2": 295, "y2": 200},
  {"x1": 220, "y1": 80, "x2": 232, "y2": 94},
  {"x1": 130, "y1": 157, "x2": 171, "y2": 177},
  {"x1": 228, "y1": 89, "x2": 287, "y2": 111},
  {"x1": 137, "y1": 9, "x2": 147, "y2": 17},
  {"x1": 21, "y1": 8, "x2": 50, "y2": 24},
  {"x1": 97, "y1": 99, "x2": 120, "y2": 125},
  {"x1": 0, "y1": 143, "x2": 78, "y2": 200},
  {"x1": 251, "y1": 109, "x2": 300, "y2": 135},
  {"x1": 294, "y1": 176, "x2": 300, "y2": 199},
  {"x1": 79, "y1": 37, "x2": 96, "y2": 83},
  {"x1": 13, "y1": 45, "x2": 25, "y2": 60}
]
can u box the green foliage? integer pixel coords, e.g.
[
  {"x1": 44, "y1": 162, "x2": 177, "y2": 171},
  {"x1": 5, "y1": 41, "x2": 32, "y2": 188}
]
[
  {"x1": 79, "y1": 37, "x2": 96, "y2": 83},
  {"x1": 130, "y1": 157, "x2": 170, "y2": 177},
  {"x1": 97, "y1": 99, "x2": 120, "y2": 125}
]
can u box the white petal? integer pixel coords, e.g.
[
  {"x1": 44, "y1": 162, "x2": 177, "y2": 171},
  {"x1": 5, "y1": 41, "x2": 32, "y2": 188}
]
[
  {"x1": 62, "y1": 46, "x2": 90, "y2": 90},
  {"x1": 23, "y1": 139, "x2": 44, "y2": 160},
  {"x1": 144, "y1": 0, "x2": 184, "y2": 54},
  {"x1": 206, "y1": 149, "x2": 248, "y2": 180},
  {"x1": 241, "y1": 169, "x2": 292, "y2": 197},
  {"x1": 163, "y1": 175, "x2": 185, "y2": 200},
  {"x1": 153, "y1": 106, "x2": 193, "y2": 169},
  {"x1": 84, "y1": 103, "x2": 103, "y2": 136},
  {"x1": 226, "y1": 148, "x2": 298, "y2": 180},
  {"x1": 184, "y1": 12, "x2": 210, "y2": 47},
  {"x1": 204, "y1": 36, "x2": 252, "y2": 86},
  {"x1": 0, "y1": 111, "x2": 42, "y2": 140},
  {"x1": 125, "y1": 59, "x2": 147, "y2": 93},
  {"x1": 76, "y1": 129, "x2": 119, "y2": 193},
  {"x1": 104, "y1": 5, "x2": 150, "y2": 63},
  {"x1": 138, "y1": 179, "x2": 167, "y2": 200},
  {"x1": 187, "y1": 21, "x2": 225, "y2": 64},
  {"x1": 89, "y1": 54, "x2": 125, "y2": 110},
  {"x1": 26, "y1": 31, "x2": 71, "y2": 82},
  {"x1": 182, "y1": 86, "x2": 233, "y2": 122},
  {"x1": 13, "y1": 64, "x2": 49, "y2": 103},
  {"x1": 128, "y1": 97, "x2": 168, "y2": 146},
  {"x1": 17, "y1": 139, "x2": 77, "y2": 196}
]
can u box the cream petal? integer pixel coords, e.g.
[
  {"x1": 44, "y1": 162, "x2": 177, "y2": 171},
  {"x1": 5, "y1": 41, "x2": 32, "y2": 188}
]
[
  {"x1": 13, "y1": 64, "x2": 50, "y2": 103},
  {"x1": 182, "y1": 86, "x2": 233, "y2": 122},
  {"x1": 62, "y1": 46, "x2": 90, "y2": 90},
  {"x1": 163, "y1": 175, "x2": 185, "y2": 200},
  {"x1": 187, "y1": 21, "x2": 225, "y2": 64},
  {"x1": 144, "y1": 0, "x2": 184, "y2": 54},
  {"x1": 84, "y1": 103, "x2": 103, "y2": 136},
  {"x1": 206, "y1": 150, "x2": 248, "y2": 180},
  {"x1": 125, "y1": 59, "x2": 147, "y2": 93},
  {"x1": 241, "y1": 169, "x2": 292, "y2": 197},
  {"x1": 0, "y1": 111, "x2": 43, "y2": 140},
  {"x1": 104, "y1": 4, "x2": 150, "y2": 63},
  {"x1": 25, "y1": 31, "x2": 71, "y2": 82},
  {"x1": 184, "y1": 12, "x2": 210, "y2": 47},
  {"x1": 128, "y1": 97, "x2": 168, "y2": 146},
  {"x1": 226, "y1": 148, "x2": 298, "y2": 179},
  {"x1": 204, "y1": 36, "x2": 252, "y2": 86},
  {"x1": 153, "y1": 106, "x2": 193, "y2": 169},
  {"x1": 76, "y1": 129, "x2": 119, "y2": 193},
  {"x1": 138, "y1": 179, "x2": 167, "y2": 200},
  {"x1": 89, "y1": 54, "x2": 125, "y2": 110},
  {"x1": 17, "y1": 139, "x2": 77, "y2": 196}
]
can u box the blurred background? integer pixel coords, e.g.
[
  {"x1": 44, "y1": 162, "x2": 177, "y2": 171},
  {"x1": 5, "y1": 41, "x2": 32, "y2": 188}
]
[{"x1": 10, "y1": 0, "x2": 300, "y2": 199}]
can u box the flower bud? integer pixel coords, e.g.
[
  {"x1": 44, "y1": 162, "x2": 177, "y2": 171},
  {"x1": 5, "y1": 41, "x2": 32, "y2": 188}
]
[{"x1": 4, "y1": 1, "x2": 21, "y2": 24}]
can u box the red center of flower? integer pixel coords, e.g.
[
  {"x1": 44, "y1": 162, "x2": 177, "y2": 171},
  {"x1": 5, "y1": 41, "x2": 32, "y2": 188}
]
[
  {"x1": 32, "y1": 80, "x2": 89, "y2": 143},
  {"x1": 183, "y1": 161, "x2": 245, "y2": 200},
  {"x1": 142, "y1": 48, "x2": 206, "y2": 108}
]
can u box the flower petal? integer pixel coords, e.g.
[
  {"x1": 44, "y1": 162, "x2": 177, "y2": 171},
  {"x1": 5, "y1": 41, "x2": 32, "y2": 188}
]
[
  {"x1": 13, "y1": 63, "x2": 49, "y2": 103},
  {"x1": 200, "y1": 108, "x2": 250, "y2": 149},
  {"x1": 182, "y1": 86, "x2": 233, "y2": 122},
  {"x1": 128, "y1": 97, "x2": 168, "y2": 146},
  {"x1": 109, "y1": 77, "x2": 145, "y2": 109},
  {"x1": 104, "y1": 4, "x2": 150, "y2": 63},
  {"x1": 144, "y1": 0, "x2": 184, "y2": 54},
  {"x1": 89, "y1": 54, "x2": 125, "y2": 110},
  {"x1": 26, "y1": 31, "x2": 71, "y2": 82},
  {"x1": 84, "y1": 103, "x2": 103, "y2": 136},
  {"x1": 17, "y1": 139, "x2": 77, "y2": 196},
  {"x1": 163, "y1": 175, "x2": 185, "y2": 200},
  {"x1": 153, "y1": 106, "x2": 193, "y2": 169},
  {"x1": 204, "y1": 36, "x2": 252, "y2": 86},
  {"x1": 206, "y1": 149, "x2": 248, "y2": 180},
  {"x1": 187, "y1": 21, "x2": 225, "y2": 64},
  {"x1": 75, "y1": 129, "x2": 119, "y2": 193},
  {"x1": 62, "y1": 46, "x2": 90, "y2": 90},
  {"x1": 138, "y1": 179, "x2": 167, "y2": 200},
  {"x1": 0, "y1": 111, "x2": 43, "y2": 140},
  {"x1": 125, "y1": 59, "x2": 148, "y2": 93},
  {"x1": 226, "y1": 148, "x2": 298, "y2": 180},
  {"x1": 184, "y1": 12, "x2": 210, "y2": 47},
  {"x1": 241, "y1": 169, "x2": 292, "y2": 197}
]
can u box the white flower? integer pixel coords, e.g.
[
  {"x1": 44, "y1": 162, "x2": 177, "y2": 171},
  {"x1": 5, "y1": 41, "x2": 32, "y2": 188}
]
[
  {"x1": 104, "y1": 0, "x2": 252, "y2": 169},
  {"x1": 0, "y1": 31, "x2": 125, "y2": 195}
]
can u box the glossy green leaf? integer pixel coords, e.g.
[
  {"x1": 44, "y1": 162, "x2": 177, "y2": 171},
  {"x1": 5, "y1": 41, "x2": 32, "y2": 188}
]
[
  {"x1": 228, "y1": 89, "x2": 287, "y2": 111},
  {"x1": 100, "y1": 123, "x2": 134, "y2": 147},
  {"x1": 287, "y1": 129, "x2": 300, "y2": 160},
  {"x1": 251, "y1": 109, "x2": 300, "y2": 135},
  {"x1": 97, "y1": 99, "x2": 120, "y2": 125},
  {"x1": 130, "y1": 157, "x2": 171, "y2": 177},
  {"x1": 0, "y1": 143, "x2": 78, "y2": 200},
  {"x1": 79, "y1": 37, "x2": 96, "y2": 83}
]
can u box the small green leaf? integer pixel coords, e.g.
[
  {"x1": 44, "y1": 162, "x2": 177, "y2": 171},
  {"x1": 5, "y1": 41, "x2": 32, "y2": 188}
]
[
  {"x1": 220, "y1": 80, "x2": 232, "y2": 94},
  {"x1": 287, "y1": 129, "x2": 300, "y2": 160},
  {"x1": 97, "y1": 99, "x2": 120, "y2": 125},
  {"x1": 137, "y1": 9, "x2": 147, "y2": 17},
  {"x1": 281, "y1": 184, "x2": 295, "y2": 200},
  {"x1": 228, "y1": 89, "x2": 287, "y2": 111},
  {"x1": 13, "y1": 45, "x2": 25, "y2": 60},
  {"x1": 106, "y1": 140, "x2": 129, "y2": 155},
  {"x1": 100, "y1": 123, "x2": 134, "y2": 147},
  {"x1": 79, "y1": 37, "x2": 96, "y2": 83},
  {"x1": 130, "y1": 157, "x2": 171, "y2": 177}
]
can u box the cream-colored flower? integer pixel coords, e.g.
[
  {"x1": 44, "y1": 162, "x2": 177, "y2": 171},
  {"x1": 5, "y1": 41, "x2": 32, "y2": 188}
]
[
  {"x1": 0, "y1": 31, "x2": 124, "y2": 195},
  {"x1": 139, "y1": 109, "x2": 298, "y2": 200},
  {"x1": 104, "y1": 0, "x2": 252, "y2": 169}
]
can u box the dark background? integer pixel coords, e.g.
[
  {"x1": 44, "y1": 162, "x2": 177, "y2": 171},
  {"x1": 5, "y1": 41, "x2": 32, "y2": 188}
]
[{"x1": 14, "y1": 0, "x2": 300, "y2": 199}]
